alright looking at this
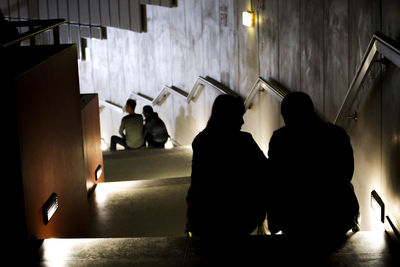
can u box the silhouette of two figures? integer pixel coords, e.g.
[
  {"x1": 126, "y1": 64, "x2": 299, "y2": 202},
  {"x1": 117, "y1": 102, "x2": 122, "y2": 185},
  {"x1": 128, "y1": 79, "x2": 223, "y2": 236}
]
[{"x1": 186, "y1": 92, "x2": 359, "y2": 241}]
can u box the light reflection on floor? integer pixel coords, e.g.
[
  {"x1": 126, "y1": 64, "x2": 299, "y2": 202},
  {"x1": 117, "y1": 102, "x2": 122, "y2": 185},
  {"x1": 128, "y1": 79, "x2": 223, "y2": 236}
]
[
  {"x1": 88, "y1": 177, "x2": 190, "y2": 238},
  {"x1": 93, "y1": 180, "x2": 146, "y2": 207}
]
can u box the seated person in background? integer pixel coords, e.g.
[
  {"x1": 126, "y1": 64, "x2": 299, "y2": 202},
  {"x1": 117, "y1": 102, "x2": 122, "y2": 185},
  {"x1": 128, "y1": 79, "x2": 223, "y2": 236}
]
[
  {"x1": 186, "y1": 94, "x2": 267, "y2": 238},
  {"x1": 110, "y1": 99, "x2": 144, "y2": 151},
  {"x1": 266, "y1": 92, "x2": 359, "y2": 240},
  {"x1": 142, "y1": 105, "x2": 169, "y2": 148}
]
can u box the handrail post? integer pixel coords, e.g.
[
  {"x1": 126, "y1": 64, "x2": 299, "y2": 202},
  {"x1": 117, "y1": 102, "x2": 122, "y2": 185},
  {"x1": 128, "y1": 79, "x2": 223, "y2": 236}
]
[
  {"x1": 29, "y1": 25, "x2": 36, "y2": 46},
  {"x1": 53, "y1": 26, "x2": 60, "y2": 45},
  {"x1": 334, "y1": 32, "x2": 400, "y2": 126}
]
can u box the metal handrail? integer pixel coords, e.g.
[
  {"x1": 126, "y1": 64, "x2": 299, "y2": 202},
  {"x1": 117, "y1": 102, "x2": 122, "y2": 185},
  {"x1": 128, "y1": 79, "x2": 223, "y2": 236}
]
[
  {"x1": 244, "y1": 77, "x2": 290, "y2": 109},
  {"x1": 153, "y1": 85, "x2": 188, "y2": 105},
  {"x1": 1, "y1": 19, "x2": 66, "y2": 48},
  {"x1": 128, "y1": 76, "x2": 239, "y2": 107},
  {"x1": 99, "y1": 100, "x2": 124, "y2": 113},
  {"x1": 130, "y1": 92, "x2": 154, "y2": 104},
  {"x1": 107, "y1": 75, "x2": 287, "y2": 113},
  {"x1": 334, "y1": 31, "x2": 400, "y2": 126},
  {"x1": 186, "y1": 76, "x2": 239, "y2": 103}
]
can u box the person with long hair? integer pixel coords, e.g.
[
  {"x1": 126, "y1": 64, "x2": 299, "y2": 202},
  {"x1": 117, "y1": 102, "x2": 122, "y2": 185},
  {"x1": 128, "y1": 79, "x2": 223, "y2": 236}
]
[{"x1": 186, "y1": 94, "x2": 267, "y2": 238}]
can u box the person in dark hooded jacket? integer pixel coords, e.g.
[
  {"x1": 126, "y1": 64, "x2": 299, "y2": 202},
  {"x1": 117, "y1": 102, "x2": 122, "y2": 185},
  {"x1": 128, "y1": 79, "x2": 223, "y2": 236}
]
[
  {"x1": 142, "y1": 105, "x2": 169, "y2": 148},
  {"x1": 266, "y1": 92, "x2": 359, "y2": 240}
]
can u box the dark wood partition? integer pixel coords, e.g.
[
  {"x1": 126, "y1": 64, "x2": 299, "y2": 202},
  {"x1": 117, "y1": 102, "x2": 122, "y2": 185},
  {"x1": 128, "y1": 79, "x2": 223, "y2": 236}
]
[
  {"x1": 12, "y1": 44, "x2": 89, "y2": 239},
  {"x1": 81, "y1": 94, "x2": 104, "y2": 193}
]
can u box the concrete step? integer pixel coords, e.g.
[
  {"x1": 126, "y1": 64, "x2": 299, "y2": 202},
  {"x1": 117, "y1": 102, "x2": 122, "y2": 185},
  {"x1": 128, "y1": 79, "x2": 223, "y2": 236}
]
[
  {"x1": 36, "y1": 231, "x2": 398, "y2": 266},
  {"x1": 102, "y1": 146, "x2": 192, "y2": 182},
  {"x1": 88, "y1": 176, "x2": 190, "y2": 238}
]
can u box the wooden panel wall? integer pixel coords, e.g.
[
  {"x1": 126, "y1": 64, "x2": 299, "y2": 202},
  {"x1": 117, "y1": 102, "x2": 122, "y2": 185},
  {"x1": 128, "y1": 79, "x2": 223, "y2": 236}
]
[
  {"x1": 14, "y1": 45, "x2": 89, "y2": 239},
  {"x1": 81, "y1": 94, "x2": 104, "y2": 193}
]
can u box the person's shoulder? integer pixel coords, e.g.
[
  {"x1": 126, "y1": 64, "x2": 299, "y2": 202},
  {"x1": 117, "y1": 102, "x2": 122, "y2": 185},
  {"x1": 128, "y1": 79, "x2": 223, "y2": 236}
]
[
  {"x1": 323, "y1": 122, "x2": 347, "y2": 134},
  {"x1": 122, "y1": 114, "x2": 130, "y2": 120},
  {"x1": 238, "y1": 131, "x2": 255, "y2": 140},
  {"x1": 238, "y1": 131, "x2": 263, "y2": 147},
  {"x1": 128, "y1": 114, "x2": 143, "y2": 121},
  {"x1": 267, "y1": 126, "x2": 289, "y2": 145},
  {"x1": 193, "y1": 129, "x2": 208, "y2": 141},
  {"x1": 323, "y1": 123, "x2": 349, "y2": 140},
  {"x1": 191, "y1": 129, "x2": 208, "y2": 149},
  {"x1": 271, "y1": 126, "x2": 288, "y2": 137}
]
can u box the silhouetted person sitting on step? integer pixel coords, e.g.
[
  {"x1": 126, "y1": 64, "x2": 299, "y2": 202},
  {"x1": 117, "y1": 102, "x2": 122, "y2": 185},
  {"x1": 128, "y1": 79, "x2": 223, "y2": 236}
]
[
  {"x1": 110, "y1": 99, "x2": 144, "y2": 151},
  {"x1": 142, "y1": 105, "x2": 169, "y2": 148},
  {"x1": 266, "y1": 92, "x2": 359, "y2": 240},
  {"x1": 186, "y1": 94, "x2": 267, "y2": 238}
]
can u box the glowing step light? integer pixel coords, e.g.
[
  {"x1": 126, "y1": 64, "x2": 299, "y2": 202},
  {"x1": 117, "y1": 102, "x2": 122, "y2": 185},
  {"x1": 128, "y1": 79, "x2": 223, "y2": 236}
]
[
  {"x1": 242, "y1": 11, "x2": 254, "y2": 27},
  {"x1": 42, "y1": 193, "x2": 59, "y2": 225},
  {"x1": 95, "y1": 165, "x2": 102, "y2": 181}
]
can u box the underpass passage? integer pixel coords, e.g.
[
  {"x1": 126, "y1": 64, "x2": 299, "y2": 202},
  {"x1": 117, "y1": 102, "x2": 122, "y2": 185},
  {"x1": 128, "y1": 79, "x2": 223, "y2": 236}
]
[{"x1": 88, "y1": 147, "x2": 192, "y2": 237}]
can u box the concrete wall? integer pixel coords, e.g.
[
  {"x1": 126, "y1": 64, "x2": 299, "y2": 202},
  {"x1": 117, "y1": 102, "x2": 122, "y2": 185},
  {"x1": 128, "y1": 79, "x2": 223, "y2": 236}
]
[
  {"x1": 77, "y1": 0, "x2": 399, "y2": 232},
  {"x1": 78, "y1": 0, "x2": 381, "y2": 149}
]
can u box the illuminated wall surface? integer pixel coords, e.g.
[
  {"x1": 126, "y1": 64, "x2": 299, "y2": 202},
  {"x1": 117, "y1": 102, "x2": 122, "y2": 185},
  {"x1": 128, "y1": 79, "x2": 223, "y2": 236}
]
[{"x1": 4, "y1": 0, "x2": 400, "y2": 235}]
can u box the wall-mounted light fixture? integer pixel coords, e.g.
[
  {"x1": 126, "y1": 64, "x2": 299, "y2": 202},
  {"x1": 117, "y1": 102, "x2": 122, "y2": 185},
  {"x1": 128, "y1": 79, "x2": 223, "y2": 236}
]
[
  {"x1": 95, "y1": 165, "x2": 102, "y2": 181},
  {"x1": 242, "y1": 11, "x2": 254, "y2": 27},
  {"x1": 43, "y1": 193, "x2": 59, "y2": 225},
  {"x1": 371, "y1": 190, "x2": 385, "y2": 223}
]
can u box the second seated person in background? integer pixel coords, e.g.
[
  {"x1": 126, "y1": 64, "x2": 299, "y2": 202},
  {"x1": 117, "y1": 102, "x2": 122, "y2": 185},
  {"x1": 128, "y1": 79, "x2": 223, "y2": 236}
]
[
  {"x1": 186, "y1": 94, "x2": 268, "y2": 238},
  {"x1": 110, "y1": 99, "x2": 144, "y2": 151},
  {"x1": 142, "y1": 105, "x2": 169, "y2": 148}
]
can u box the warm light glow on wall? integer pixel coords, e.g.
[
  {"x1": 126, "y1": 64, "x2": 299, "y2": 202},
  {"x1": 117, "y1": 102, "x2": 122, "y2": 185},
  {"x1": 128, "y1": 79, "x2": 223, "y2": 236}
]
[{"x1": 242, "y1": 11, "x2": 254, "y2": 27}]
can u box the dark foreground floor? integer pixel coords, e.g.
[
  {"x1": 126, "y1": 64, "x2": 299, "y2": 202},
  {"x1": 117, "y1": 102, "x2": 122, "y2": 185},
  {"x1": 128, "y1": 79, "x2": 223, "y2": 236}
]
[
  {"x1": 34, "y1": 231, "x2": 399, "y2": 266},
  {"x1": 20, "y1": 148, "x2": 400, "y2": 266}
]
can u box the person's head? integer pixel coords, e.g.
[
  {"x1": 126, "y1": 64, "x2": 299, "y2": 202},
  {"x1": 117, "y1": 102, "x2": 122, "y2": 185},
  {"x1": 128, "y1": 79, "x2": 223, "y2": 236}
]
[
  {"x1": 142, "y1": 105, "x2": 154, "y2": 118},
  {"x1": 281, "y1": 92, "x2": 316, "y2": 127},
  {"x1": 125, "y1": 99, "x2": 136, "y2": 114},
  {"x1": 207, "y1": 94, "x2": 245, "y2": 131}
]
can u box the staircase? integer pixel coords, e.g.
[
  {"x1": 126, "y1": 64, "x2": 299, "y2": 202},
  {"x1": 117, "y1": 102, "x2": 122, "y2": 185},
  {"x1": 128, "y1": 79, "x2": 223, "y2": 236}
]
[
  {"x1": 32, "y1": 147, "x2": 399, "y2": 267},
  {"x1": 37, "y1": 232, "x2": 398, "y2": 266}
]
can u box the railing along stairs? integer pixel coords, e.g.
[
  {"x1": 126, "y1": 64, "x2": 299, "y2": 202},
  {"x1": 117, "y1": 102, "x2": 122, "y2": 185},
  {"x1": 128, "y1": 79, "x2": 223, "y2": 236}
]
[
  {"x1": 0, "y1": 19, "x2": 66, "y2": 48},
  {"x1": 103, "y1": 31, "x2": 400, "y2": 130},
  {"x1": 99, "y1": 76, "x2": 290, "y2": 114}
]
